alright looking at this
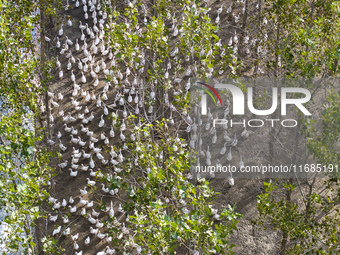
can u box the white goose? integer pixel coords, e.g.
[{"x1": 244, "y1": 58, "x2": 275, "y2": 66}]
[
  {"x1": 118, "y1": 203, "x2": 124, "y2": 213},
  {"x1": 220, "y1": 142, "x2": 227, "y2": 155},
  {"x1": 56, "y1": 57, "x2": 61, "y2": 68},
  {"x1": 68, "y1": 112, "x2": 77, "y2": 122},
  {"x1": 86, "y1": 200, "x2": 94, "y2": 208},
  {"x1": 93, "y1": 77, "x2": 99, "y2": 87},
  {"x1": 71, "y1": 70, "x2": 75, "y2": 82},
  {"x1": 98, "y1": 115, "x2": 104, "y2": 127},
  {"x1": 96, "y1": 96, "x2": 102, "y2": 107},
  {"x1": 102, "y1": 92, "x2": 108, "y2": 101},
  {"x1": 241, "y1": 127, "x2": 250, "y2": 138},
  {"x1": 118, "y1": 149, "x2": 124, "y2": 162},
  {"x1": 79, "y1": 137, "x2": 86, "y2": 147},
  {"x1": 74, "y1": 38, "x2": 80, "y2": 51},
  {"x1": 120, "y1": 131, "x2": 125, "y2": 141},
  {"x1": 84, "y1": 236, "x2": 90, "y2": 245},
  {"x1": 87, "y1": 178, "x2": 96, "y2": 186},
  {"x1": 52, "y1": 226, "x2": 61, "y2": 236},
  {"x1": 227, "y1": 148, "x2": 232, "y2": 161},
  {"x1": 78, "y1": 58, "x2": 83, "y2": 69},
  {"x1": 90, "y1": 66, "x2": 96, "y2": 78},
  {"x1": 106, "y1": 247, "x2": 115, "y2": 255},
  {"x1": 80, "y1": 186, "x2": 87, "y2": 196},
  {"x1": 65, "y1": 36, "x2": 73, "y2": 45},
  {"x1": 73, "y1": 81, "x2": 80, "y2": 91},
  {"x1": 60, "y1": 47, "x2": 66, "y2": 55},
  {"x1": 79, "y1": 197, "x2": 88, "y2": 206},
  {"x1": 81, "y1": 71, "x2": 86, "y2": 83},
  {"x1": 101, "y1": 58, "x2": 106, "y2": 69},
  {"x1": 84, "y1": 105, "x2": 89, "y2": 113},
  {"x1": 69, "y1": 205, "x2": 77, "y2": 213},
  {"x1": 82, "y1": 150, "x2": 91, "y2": 158},
  {"x1": 89, "y1": 169, "x2": 96, "y2": 177},
  {"x1": 88, "y1": 215, "x2": 97, "y2": 224},
  {"x1": 58, "y1": 25, "x2": 63, "y2": 36},
  {"x1": 81, "y1": 207, "x2": 86, "y2": 216},
  {"x1": 71, "y1": 233, "x2": 79, "y2": 241},
  {"x1": 80, "y1": 124, "x2": 88, "y2": 133},
  {"x1": 228, "y1": 173, "x2": 234, "y2": 186},
  {"x1": 71, "y1": 162, "x2": 79, "y2": 170},
  {"x1": 63, "y1": 215, "x2": 69, "y2": 224},
  {"x1": 110, "y1": 127, "x2": 114, "y2": 138},
  {"x1": 109, "y1": 188, "x2": 117, "y2": 196},
  {"x1": 77, "y1": 113, "x2": 84, "y2": 120},
  {"x1": 239, "y1": 156, "x2": 244, "y2": 169},
  {"x1": 90, "y1": 227, "x2": 98, "y2": 235},
  {"x1": 89, "y1": 141, "x2": 94, "y2": 150},
  {"x1": 50, "y1": 99, "x2": 59, "y2": 108},
  {"x1": 71, "y1": 135, "x2": 79, "y2": 144},
  {"x1": 69, "y1": 168, "x2": 78, "y2": 177},
  {"x1": 62, "y1": 227, "x2": 70, "y2": 236},
  {"x1": 96, "y1": 151, "x2": 104, "y2": 160},
  {"x1": 91, "y1": 41, "x2": 98, "y2": 54},
  {"x1": 57, "y1": 93, "x2": 64, "y2": 100},
  {"x1": 92, "y1": 209, "x2": 100, "y2": 217},
  {"x1": 101, "y1": 184, "x2": 109, "y2": 193},
  {"x1": 80, "y1": 30, "x2": 85, "y2": 40},
  {"x1": 58, "y1": 160, "x2": 68, "y2": 169},
  {"x1": 104, "y1": 137, "x2": 109, "y2": 145},
  {"x1": 97, "y1": 232, "x2": 106, "y2": 240},
  {"x1": 96, "y1": 219, "x2": 103, "y2": 228},
  {"x1": 79, "y1": 21, "x2": 86, "y2": 31},
  {"x1": 85, "y1": 91, "x2": 91, "y2": 102},
  {"x1": 67, "y1": 19, "x2": 72, "y2": 26},
  {"x1": 56, "y1": 37, "x2": 61, "y2": 48},
  {"x1": 80, "y1": 164, "x2": 89, "y2": 171},
  {"x1": 54, "y1": 201, "x2": 61, "y2": 210},
  {"x1": 109, "y1": 201, "x2": 114, "y2": 218},
  {"x1": 49, "y1": 214, "x2": 58, "y2": 222},
  {"x1": 89, "y1": 156, "x2": 95, "y2": 168},
  {"x1": 231, "y1": 133, "x2": 238, "y2": 147},
  {"x1": 74, "y1": 241, "x2": 79, "y2": 250},
  {"x1": 69, "y1": 196, "x2": 74, "y2": 204}
]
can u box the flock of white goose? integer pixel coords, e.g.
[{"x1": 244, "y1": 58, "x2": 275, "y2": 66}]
[
  {"x1": 44, "y1": 0, "x2": 138, "y2": 254},
  {"x1": 41, "y1": 0, "x2": 253, "y2": 253}
]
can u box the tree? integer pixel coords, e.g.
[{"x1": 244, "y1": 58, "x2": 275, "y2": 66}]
[
  {"x1": 34, "y1": 0, "x2": 242, "y2": 254},
  {"x1": 254, "y1": 0, "x2": 340, "y2": 254},
  {"x1": 0, "y1": 0, "x2": 55, "y2": 253}
]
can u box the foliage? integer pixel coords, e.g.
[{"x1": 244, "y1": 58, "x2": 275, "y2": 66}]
[
  {"x1": 304, "y1": 90, "x2": 340, "y2": 173},
  {"x1": 1, "y1": 0, "x2": 340, "y2": 253},
  {"x1": 40, "y1": 235, "x2": 62, "y2": 254},
  {"x1": 0, "y1": 111, "x2": 52, "y2": 254},
  {"x1": 253, "y1": 1, "x2": 340, "y2": 254},
  {"x1": 97, "y1": 1, "x2": 244, "y2": 253},
  {"x1": 262, "y1": 0, "x2": 340, "y2": 77},
  {"x1": 257, "y1": 181, "x2": 340, "y2": 254},
  {"x1": 104, "y1": 0, "x2": 234, "y2": 117},
  {"x1": 103, "y1": 119, "x2": 241, "y2": 254},
  {"x1": 0, "y1": 0, "x2": 56, "y2": 253}
]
